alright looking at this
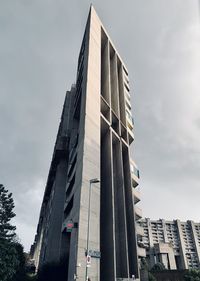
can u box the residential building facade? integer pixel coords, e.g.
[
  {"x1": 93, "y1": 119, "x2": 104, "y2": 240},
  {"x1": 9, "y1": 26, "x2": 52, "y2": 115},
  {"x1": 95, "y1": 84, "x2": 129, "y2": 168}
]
[
  {"x1": 138, "y1": 218, "x2": 200, "y2": 270},
  {"x1": 31, "y1": 6, "x2": 141, "y2": 281}
]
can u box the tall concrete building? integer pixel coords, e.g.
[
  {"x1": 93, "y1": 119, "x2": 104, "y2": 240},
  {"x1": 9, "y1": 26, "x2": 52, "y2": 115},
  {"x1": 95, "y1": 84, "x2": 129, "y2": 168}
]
[
  {"x1": 31, "y1": 6, "x2": 141, "y2": 280},
  {"x1": 138, "y1": 218, "x2": 200, "y2": 270}
]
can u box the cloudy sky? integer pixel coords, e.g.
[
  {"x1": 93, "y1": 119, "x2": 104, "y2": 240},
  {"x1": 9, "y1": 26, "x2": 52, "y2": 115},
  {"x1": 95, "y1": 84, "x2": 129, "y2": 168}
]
[{"x1": 0, "y1": 1, "x2": 200, "y2": 251}]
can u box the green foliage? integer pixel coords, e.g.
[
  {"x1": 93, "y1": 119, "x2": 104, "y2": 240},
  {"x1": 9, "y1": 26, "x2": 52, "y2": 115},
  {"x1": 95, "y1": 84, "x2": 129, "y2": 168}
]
[
  {"x1": 11, "y1": 243, "x2": 27, "y2": 281},
  {"x1": 0, "y1": 240, "x2": 19, "y2": 281},
  {"x1": 140, "y1": 257, "x2": 149, "y2": 270},
  {"x1": 149, "y1": 272, "x2": 157, "y2": 281},
  {"x1": 0, "y1": 184, "x2": 16, "y2": 240},
  {"x1": 151, "y1": 262, "x2": 166, "y2": 272},
  {"x1": 184, "y1": 269, "x2": 200, "y2": 281},
  {"x1": 0, "y1": 184, "x2": 19, "y2": 281},
  {"x1": 0, "y1": 185, "x2": 32, "y2": 281}
]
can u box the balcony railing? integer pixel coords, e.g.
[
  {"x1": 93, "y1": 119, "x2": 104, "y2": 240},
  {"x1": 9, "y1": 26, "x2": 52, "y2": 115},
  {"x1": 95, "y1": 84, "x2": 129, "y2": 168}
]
[
  {"x1": 135, "y1": 206, "x2": 142, "y2": 220},
  {"x1": 137, "y1": 246, "x2": 146, "y2": 258},
  {"x1": 132, "y1": 188, "x2": 141, "y2": 204},
  {"x1": 130, "y1": 164, "x2": 140, "y2": 179},
  {"x1": 136, "y1": 224, "x2": 144, "y2": 236},
  {"x1": 126, "y1": 110, "x2": 134, "y2": 129}
]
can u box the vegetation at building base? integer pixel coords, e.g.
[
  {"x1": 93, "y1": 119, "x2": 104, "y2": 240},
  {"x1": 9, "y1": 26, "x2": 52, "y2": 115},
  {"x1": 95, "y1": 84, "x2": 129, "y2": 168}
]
[
  {"x1": 0, "y1": 184, "x2": 33, "y2": 281},
  {"x1": 148, "y1": 272, "x2": 157, "y2": 281},
  {"x1": 184, "y1": 269, "x2": 200, "y2": 281},
  {"x1": 148, "y1": 262, "x2": 166, "y2": 281},
  {"x1": 140, "y1": 258, "x2": 167, "y2": 281},
  {"x1": 0, "y1": 183, "x2": 68, "y2": 281},
  {"x1": 0, "y1": 184, "x2": 18, "y2": 281},
  {"x1": 151, "y1": 262, "x2": 166, "y2": 272},
  {"x1": 141, "y1": 260, "x2": 200, "y2": 281}
]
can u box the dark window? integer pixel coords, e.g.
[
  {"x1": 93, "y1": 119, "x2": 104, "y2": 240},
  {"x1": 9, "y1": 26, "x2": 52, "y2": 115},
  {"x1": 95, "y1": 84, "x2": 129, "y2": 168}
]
[
  {"x1": 64, "y1": 196, "x2": 74, "y2": 219},
  {"x1": 66, "y1": 174, "x2": 76, "y2": 198}
]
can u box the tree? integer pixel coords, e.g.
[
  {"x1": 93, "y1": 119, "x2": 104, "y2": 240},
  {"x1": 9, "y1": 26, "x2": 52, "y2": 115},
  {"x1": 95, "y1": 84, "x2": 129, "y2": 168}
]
[
  {"x1": 151, "y1": 262, "x2": 166, "y2": 272},
  {"x1": 149, "y1": 272, "x2": 157, "y2": 281},
  {"x1": 140, "y1": 258, "x2": 157, "y2": 280},
  {"x1": 11, "y1": 242, "x2": 26, "y2": 281},
  {"x1": 184, "y1": 269, "x2": 200, "y2": 281},
  {"x1": 0, "y1": 184, "x2": 16, "y2": 240},
  {"x1": 0, "y1": 184, "x2": 19, "y2": 281},
  {"x1": 0, "y1": 240, "x2": 19, "y2": 281}
]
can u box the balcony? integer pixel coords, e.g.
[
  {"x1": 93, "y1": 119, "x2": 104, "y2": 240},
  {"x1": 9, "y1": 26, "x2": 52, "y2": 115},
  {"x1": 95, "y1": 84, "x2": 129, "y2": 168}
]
[
  {"x1": 132, "y1": 188, "x2": 141, "y2": 204},
  {"x1": 137, "y1": 246, "x2": 146, "y2": 258},
  {"x1": 130, "y1": 160, "x2": 140, "y2": 187},
  {"x1": 131, "y1": 174, "x2": 139, "y2": 188},
  {"x1": 135, "y1": 206, "x2": 142, "y2": 221},
  {"x1": 126, "y1": 114, "x2": 134, "y2": 130},
  {"x1": 127, "y1": 127, "x2": 134, "y2": 144},
  {"x1": 125, "y1": 93, "x2": 131, "y2": 107},
  {"x1": 136, "y1": 224, "x2": 144, "y2": 237},
  {"x1": 124, "y1": 79, "x2": 130, "y2": 90},
  {"x1": 55, "y1": 135, "x2": 68, "y2": 157}
]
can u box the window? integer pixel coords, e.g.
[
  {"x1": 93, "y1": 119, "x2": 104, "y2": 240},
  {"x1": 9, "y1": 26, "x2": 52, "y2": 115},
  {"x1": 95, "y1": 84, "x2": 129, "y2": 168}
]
[
  {"x1": 66, "y1": 174, "x2": 76, "y2": 198},
  {"x1": 64, "y1": 196, "x2": 74, "y2": 219}
]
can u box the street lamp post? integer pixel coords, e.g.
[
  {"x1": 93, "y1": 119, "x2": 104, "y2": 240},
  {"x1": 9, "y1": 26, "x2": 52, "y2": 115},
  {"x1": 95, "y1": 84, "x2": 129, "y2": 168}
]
[{"x1": 85, "y1": 178, "x2": 100, "y2": 281}]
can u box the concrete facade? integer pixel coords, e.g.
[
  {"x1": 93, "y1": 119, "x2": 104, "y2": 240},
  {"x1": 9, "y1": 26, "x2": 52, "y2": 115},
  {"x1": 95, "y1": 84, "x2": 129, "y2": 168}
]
[
  {"x1": 31, "y1": 6, "x2": 140, "y2": 281},
  {"x1": 138, "y1": 218, "x2": 200, "y2": 270}
]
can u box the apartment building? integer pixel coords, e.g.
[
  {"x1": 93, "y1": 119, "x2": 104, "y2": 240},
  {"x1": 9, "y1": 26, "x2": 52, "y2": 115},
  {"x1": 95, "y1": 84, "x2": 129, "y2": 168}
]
[
  {"x1": 138, "y1": 219, "x2": 200, "y2": 270},
  {"x1": 31, "y1": 6, "x2": 141, "y2": 281}
]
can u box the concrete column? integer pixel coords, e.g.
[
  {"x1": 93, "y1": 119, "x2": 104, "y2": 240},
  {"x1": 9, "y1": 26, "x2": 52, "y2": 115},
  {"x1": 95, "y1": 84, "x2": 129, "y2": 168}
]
[
  {"x1": 100, "y1": 128, "x2": 116, "y2": 281},
  {"x1": 110, "y1": 51, "x2": 120, "y2": 117},
  {"x1": 162, "y1": 219, "x2": 168, "y2": 243},
  {"x1": 189, "y1": 220, "x2": 200, "y2": 266},
  {"x1": 146, "y1": 218, "x2": 155, "y2": 268},
  {"x1": 112, "y1": 134, "x2": 129, "y2": 278},
  {"x1": 122, "y1": 143, "x2": 139, "y2": 278},
  {"x1": 118, "y1": 63, "x2": 126, "y2": 125},
  {"x1": 101, "y1": 37, "x2": 110, "y2": 106},
  {"x1": 176, "y1": 220, "x2": 188, "y2": 269},
  {"x1": 76, "y1": 7, "x2": 101, "y2": 280}
]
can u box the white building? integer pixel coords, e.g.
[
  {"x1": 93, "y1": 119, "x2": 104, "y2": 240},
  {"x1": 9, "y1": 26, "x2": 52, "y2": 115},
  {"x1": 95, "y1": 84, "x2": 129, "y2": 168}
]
[{"x1": 138, "y1": 218, "x2": 200, "y2": 270}]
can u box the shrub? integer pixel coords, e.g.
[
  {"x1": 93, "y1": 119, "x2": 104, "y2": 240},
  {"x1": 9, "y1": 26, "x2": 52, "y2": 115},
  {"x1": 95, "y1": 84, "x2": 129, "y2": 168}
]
[{"x1": 184, "y1": 269, "x2": 200, "y2": 281}]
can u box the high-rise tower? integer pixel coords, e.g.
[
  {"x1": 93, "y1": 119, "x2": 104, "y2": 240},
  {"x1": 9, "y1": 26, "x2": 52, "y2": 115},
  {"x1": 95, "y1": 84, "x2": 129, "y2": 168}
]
[{"x1": 31, "y1": 6, "x2": 141, "y2": 281}]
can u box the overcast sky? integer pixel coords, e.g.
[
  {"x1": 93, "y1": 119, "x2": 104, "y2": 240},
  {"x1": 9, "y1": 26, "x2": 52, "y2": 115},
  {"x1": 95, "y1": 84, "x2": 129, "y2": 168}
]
[{"x1": 0, "y1": 1, "x2": 200, "y2": 251}]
